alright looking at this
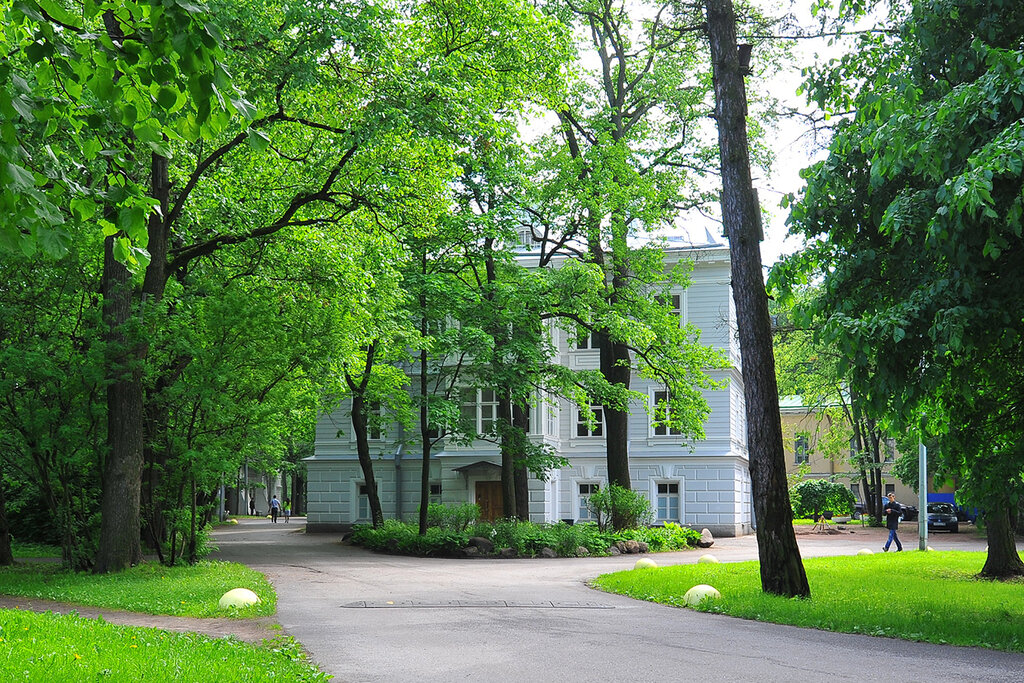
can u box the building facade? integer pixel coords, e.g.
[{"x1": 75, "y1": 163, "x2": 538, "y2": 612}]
[{"x1": 306, "y1": 243, "x2": 754, "y2": 537}]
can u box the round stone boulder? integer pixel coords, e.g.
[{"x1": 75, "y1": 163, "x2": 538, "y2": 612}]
[
  {"x1": 697, "y1": 554, "x2": 719, "y2": 564},
  {"x1": 856, "y1": 548, "x2": 873, "y2": 556},
  {"x1": 219, "y1": 588, "x2": 261, "y2": 609},
  {"x1": 683, "y1": 584, "x2": 721, "y2": 607},
  {"x1": 634, "y1": 558, "x2": 658, "y2": 569}
]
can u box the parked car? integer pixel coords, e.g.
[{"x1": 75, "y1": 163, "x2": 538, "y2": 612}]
[
  {"x1": 853, "y1": 499, "x2": 918, "y2": 521},
  {"x1": 927, "y1": 502, "x2": 959, "y2": 533}
]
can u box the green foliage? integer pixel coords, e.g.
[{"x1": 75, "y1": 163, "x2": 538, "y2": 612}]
[
  {"x1": 790, "y1": 479, "x2": 856, "y2": 519},
  {"x1": 594, "y1": 550, "x2": 1024, "y2": 653},
  {"x1": 350, "y1": 520, "x2": 469, "y2": 557},
  {"x1": 0, "y1": 610, "x2": 329, "y2": 681},
  {"x1": 424, "y1": 503, "x2": 480, "y2": 532},
  {"x1": 0, "y1": 559, "x2": 274, "y2": 618},
  {"x1": 586, "y1": 484, "x2": 654, "y2": 531},
  {"x1": 610, "y1": 522, "x2": 702, "y2": 552},
  {"x1": 350, "y1": 517, "x2": 702, "y2": 557},
  {"x1": 773, "y1": 1, "x2": 1024, "y2": 565}
]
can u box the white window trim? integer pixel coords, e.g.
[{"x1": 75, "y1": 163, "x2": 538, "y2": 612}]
[
  {"x1": 574, "y1": 479, "x2": 602, "y2": 521},
  {"x1": 649, "y1": 478, "x2": 684, "y2": 523},
  {"x1": 648, "y1": 388, "x2": 683, "y2": 438},
  {"x1": 574, "y1": 404, "x2": 605, "y2": 439},
  {"x1": 352, "y1": 480, "x2": 379, "y2": 523}
]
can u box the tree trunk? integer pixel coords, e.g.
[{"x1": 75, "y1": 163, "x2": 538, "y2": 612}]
[
  {"x1": 498, "y1": 395, "x2": 517, "y2": 519},
  {"x1": 418, "y1": 346, "x2": 432, "y2": 535},
  {"x1": 350, "y1": 392, "x2": 383, "y2": 526},
  {"x1": 707, "y1": 0, "x2": 810, "y2": 597},
  {"x1": 980, "y1": 504, "x2": 1024, "y2": 578},
  {"x1": 513, "y1": 403, "x2": 530, "y2": 521},
  {"x1": 0, "y1": 464, "x2": 13, "y2": 566},
  {"x1": 95, "y1": 236, "x2": 145, "y2": 573}
]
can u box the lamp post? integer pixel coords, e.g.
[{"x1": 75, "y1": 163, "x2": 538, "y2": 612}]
[{"x1": 918, "y1": 420, "x2": 928, "y2": 551}]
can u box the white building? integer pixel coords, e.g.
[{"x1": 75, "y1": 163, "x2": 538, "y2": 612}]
[{"x1": 306, "y1": 241, "x2": 752, "y2": 537}]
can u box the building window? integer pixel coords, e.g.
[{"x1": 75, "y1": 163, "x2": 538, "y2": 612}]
[
  {"x1": 357, "y1": 483, "x2": 373, "y2": 520},
  {"x1": 576, "y1": 331, "x2": 594, "y2": 350},
  {"x1": 884, "y1": 483, "x2": 895, "y2": 497},
  {"x1": 576, "y1": 405, "x2": 604, "y2": 437},
  {"x1": 656, "y1": 482, "x2": 680, "y2": 521},
  {"x1": 578, "y1": 483, "x2": 600, "y2": 521},
  {"x1": 851, "y1": 483, "x2": 860, "y2": 501},
  {"x1": 460, "y1": 388, "x2": 499, "y2": 436},
  {"x1": 883, "y1": 438, "x2": 896, "y2": 463},
  {"x1": 656, "y1": 293, "x2": 684, "y2": 323},
  {"x1": 367, "y1": 402, "x2": 385, "y2": 441},
  {"x1": 794, "y1": 435, "x2": 809, "y2": 464},
  {"x1": 652, "y1": 390, "x2": 682, "y2": 436},
  {"x1": 429, "y1": 483, "x2": 442, "y2": 504}
]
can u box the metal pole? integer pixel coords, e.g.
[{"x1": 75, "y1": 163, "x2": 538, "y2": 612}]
[{"x1": 918, "y1": 436, "x2": 928, "y2": 550}]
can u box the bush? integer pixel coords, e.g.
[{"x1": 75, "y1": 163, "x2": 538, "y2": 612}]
[
  {"x1": 350, "y1": 520, "x2": 470, "y2": 557},
  {"x1": 790, "y1": 479, "x2": 856, "y2": 520},
  {"x1": 587, "y1": 484, "x2": 654, "y2": 530},
  {"x1": 424, "y1": 502, "x2": 480, "y2": 531},
  {"x1": 611, "y1": 522, "x2": 701, "y2": 551},
  {"x1": 349, "y1": 517, "x2": 702, "y2": 557}
]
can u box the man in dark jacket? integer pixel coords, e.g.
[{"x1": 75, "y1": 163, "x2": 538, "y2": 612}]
[{"x1": 883, "y1": 492, "x2": 903, "y2": 552}]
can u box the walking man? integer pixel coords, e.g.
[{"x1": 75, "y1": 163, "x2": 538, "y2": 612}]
[
  {"x1": 883, "y1": 492, "x2": 903, "y2": 552},
  {"x1": 270, "y1": 495, "x2": 281, "y2": 523}
]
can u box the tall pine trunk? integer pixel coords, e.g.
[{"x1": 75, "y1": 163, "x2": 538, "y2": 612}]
[{"x1": 707, "y1": 0, "x2": 809, "y2": 597}]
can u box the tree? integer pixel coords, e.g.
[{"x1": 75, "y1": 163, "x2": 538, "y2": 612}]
[
  {"x1": 773, "y1": 291, "x2": 902, "y2": 526},
  {"x1": 524, "y1": 0, "x2": 728, "y2": 526},
  {"x1": 790, "y1": 478, "x2": 856, "y2": 520},
  {"x1": 707, "y1": 0, "x2": 809, "y2": 598},
  {"x1": 774, "y1": 0, "x2": 1024, "y2": 577}
]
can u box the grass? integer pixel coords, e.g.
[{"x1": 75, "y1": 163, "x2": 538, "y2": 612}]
[
  {"x1": 11, "y1": 542, "x2": 61, "y2": 559},
  {"x1": 0, "y1": 609, "x2": 329, "y2": 681},
  {"x1": 593, "y1": 550, "x2": 1024, "y2": 652},
  {"x1": 0, "y1": 560, "x2": 275, "y2": 618}
]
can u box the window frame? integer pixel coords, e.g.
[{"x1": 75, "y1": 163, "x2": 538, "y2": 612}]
[
  {"x1": 575, "y1": 404, "x2": 604, "y2": 438},
  {"x1": 650, "y1": 389, "x2": 683, "y2": 437}
]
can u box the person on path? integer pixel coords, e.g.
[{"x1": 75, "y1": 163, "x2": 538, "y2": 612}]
[
  {"x1": 883, "y1": 492, "x2": 903, "y2": 552},
  {"x1": 283, "y1": 499, "x2": 291, "y2": 523},
  {"x1": 249, "y1": 497, "x2": 256, "y2": 516},
  {"x1": 270, "y1": 495, "x2": 281, "y2": 523}
]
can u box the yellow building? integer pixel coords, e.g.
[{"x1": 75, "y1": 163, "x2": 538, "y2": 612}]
[{"x1": 779, "y1": 396, "x2": 918, "y2": 512}]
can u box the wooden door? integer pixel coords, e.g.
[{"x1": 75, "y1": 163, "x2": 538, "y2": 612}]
[{"x1": 475, "y1": 481, "x2": 503, "y2": 521}]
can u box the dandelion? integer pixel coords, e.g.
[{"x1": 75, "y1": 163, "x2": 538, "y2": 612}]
[
  {"x1": 74, "y1": 654, "x2": 82, "y2": 660},
  {"x1": 130, "y1": 645, "x2": 137, "y2": 649}
]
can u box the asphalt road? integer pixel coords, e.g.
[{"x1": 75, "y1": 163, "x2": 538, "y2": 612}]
[{"x1": 211, "y1": 521, "x2": 1024, "y2": 682}]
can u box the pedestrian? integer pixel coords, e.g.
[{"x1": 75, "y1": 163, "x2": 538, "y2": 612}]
[
  {"x1": 249, "y1": 497, "x2": 256, "y2": 516},
  {"x1": 284, "y1": 499, "x2": 291, "y2": 523},
  {"x1": 883, "y1": 492, "x2": 903, "y2": 552},
  {"x1": 270, "y1": 495, "x2": 280, "y2": 523}
]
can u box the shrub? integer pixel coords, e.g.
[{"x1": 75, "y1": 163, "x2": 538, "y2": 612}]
[
  {"x1": 350, "y1": 520, "x2": 469, "y2": 556},
  {"x1": 424, "y1": 502, "x2": 480, "y2": 531},
  {"x1": 612, "y1": 522, "x2": 701, "y2": 551},
  {"x1": 489, "y1": 518, "x2": 555, "y2": 555},
  {"x1": 587, "y1": 484, "x2": 654, "y2": 530}
]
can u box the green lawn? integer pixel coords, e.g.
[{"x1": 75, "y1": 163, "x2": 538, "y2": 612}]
[
  {"x1": 0, "y1": 560, "x2": 275, "y2": 618},
  {"x1": 0, "y1": 610, "x2": 328, "y2": 681},
  {"x1": 10, "y1": 542, "x2": 61, "y2": 559},
  {"x1": 593, "y1": 550, "x2": 1024, "y2": 652}
]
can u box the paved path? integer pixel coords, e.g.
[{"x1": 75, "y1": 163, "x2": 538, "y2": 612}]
[{"x1": 212, "y1": 521, "x2": 1024, "y2": 682}]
